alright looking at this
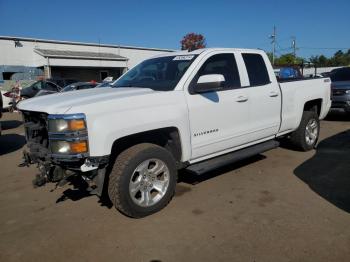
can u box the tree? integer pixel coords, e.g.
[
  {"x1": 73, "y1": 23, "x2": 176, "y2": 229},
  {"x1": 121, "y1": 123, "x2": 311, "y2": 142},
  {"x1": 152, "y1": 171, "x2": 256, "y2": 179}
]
[
  {"x1": 272, "y1": 48, "x2": 350, "y2": 68},
  {"x1": 309, "y1": 55, "x2": 319, "y2": 65},
  {"x1": 275, "y1": 53, "x2": 303, "y2": 66},
  {"x1": 180, "y1": 33, "x2": 206, "y2": 51},
  {"x1": 318, "y1": 55, "x2": 328, "y2": 66},
  {"x1": 332, "y1": 50, "x2": 350, "y2": 66}
]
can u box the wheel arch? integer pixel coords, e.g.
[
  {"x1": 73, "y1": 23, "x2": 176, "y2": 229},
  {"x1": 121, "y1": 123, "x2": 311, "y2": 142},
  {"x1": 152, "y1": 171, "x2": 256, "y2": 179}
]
[
  {"x1": 110, "y1": 127, "x2": 184, "y2": 168},
  {"x1": 303, "y1": 98, "x2": 323, "y2": 116}
]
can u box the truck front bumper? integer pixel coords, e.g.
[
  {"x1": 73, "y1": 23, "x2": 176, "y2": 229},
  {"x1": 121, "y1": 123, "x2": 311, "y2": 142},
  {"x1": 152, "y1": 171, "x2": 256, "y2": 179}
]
[
  {"x1": 331, "y1": 94, "x2": 350, "y2": 112},
  {"x1": 21, "y1": 110, "x2": 109, "y2": 195}
]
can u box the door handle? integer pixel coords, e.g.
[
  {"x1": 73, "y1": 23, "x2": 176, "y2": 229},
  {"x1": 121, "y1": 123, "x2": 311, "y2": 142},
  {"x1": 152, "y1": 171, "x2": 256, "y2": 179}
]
[
  {"x1": 235, "y1": 95, "x2": 248, "y2": 102},
  {"x1": 269, "y1": 91, "x2": 279, "y2": 97}
]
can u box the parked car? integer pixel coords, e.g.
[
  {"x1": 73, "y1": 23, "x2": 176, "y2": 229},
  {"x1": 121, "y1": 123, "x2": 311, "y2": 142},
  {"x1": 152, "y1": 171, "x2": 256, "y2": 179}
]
[
  {"x1": 61, "y1": 82, "x2": 98, "y2": 92},
  {"x1": 21, "y1": 79, "x2": 77, "y2": 98},
  {"x1": 96, "y1": 82, "x2": 112, "y2": 88},
  {"x1": 321, "y1": 72, "x2": 331, "y2": 78},
  {"x1": 47, "y1": 78, "x2": 78, "y2": 88},
  {"x1": 36, "y1": 82, "x2": 98, "y2": 97},
  {"x1": 18, "y1": 48, "x2": 331, "y2": 218},
  {"x1": 1, "y1": 90, "x2": 12, "y2": 109},
  {"x1": 329, "y1": 67, "x2": 350, "y2": 114}
]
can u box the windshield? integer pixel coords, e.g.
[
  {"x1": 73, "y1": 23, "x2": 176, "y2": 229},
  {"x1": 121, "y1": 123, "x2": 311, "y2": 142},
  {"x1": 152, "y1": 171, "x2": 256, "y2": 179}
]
[
  {"x1": 112, "y1": 55, "x2": 197, "y2": 91},
  {"x1": 330, "y1": 67, "x2": 350, "y2": 82},
  {"x1": 31, "y1": 81, "x2": 43, "y2": 90}
]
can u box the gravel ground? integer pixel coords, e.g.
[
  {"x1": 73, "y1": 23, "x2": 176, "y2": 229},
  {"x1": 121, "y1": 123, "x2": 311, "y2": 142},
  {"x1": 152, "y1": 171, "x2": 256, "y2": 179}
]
[{"x1": 0, "y1": 111, "x2": 349, "y2": 262}]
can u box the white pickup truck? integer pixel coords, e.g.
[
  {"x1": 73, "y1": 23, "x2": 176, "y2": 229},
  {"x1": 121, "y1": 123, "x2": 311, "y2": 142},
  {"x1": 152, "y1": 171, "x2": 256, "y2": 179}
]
[{"x1": 18, "y1": 48, "x2": 331, "y2": 218}]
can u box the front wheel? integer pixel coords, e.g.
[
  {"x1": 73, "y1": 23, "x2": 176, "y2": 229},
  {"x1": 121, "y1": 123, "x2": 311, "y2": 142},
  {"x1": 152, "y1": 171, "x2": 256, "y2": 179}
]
[
  {"x1": 289, "y1": 111, "x2": 320, "y2": 151},
  {"x1": 108, "y1": 143, "x2": 177, "y2": 218}
]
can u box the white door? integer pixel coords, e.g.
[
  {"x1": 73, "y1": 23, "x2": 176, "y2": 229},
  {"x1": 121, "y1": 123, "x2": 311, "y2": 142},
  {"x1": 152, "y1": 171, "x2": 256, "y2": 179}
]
[
  {"x1": 185, "y1": 53, "x2": 252, "y2": 160},
  {"x1": 240, "y1": 53, "x2": 281, "y2": 141}
]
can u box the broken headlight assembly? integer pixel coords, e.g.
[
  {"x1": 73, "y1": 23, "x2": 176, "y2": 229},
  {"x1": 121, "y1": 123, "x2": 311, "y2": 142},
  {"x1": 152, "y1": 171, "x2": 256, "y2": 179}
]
[
  {"x1": 48, "y1": 116, "x2": 86, "y2": 133},
  {"x1": 48, "y1": 114, "x2": 89, "y2": 156}
]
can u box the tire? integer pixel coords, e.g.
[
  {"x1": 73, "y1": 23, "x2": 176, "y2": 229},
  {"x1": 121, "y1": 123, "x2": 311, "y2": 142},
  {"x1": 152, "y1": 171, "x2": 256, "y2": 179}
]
[
  {"x1": 289, "y1": 111, "x2": 320, "y2": 151},
  {"x1": 108, "y1": 143, "x2": 177, "y2": 218}
]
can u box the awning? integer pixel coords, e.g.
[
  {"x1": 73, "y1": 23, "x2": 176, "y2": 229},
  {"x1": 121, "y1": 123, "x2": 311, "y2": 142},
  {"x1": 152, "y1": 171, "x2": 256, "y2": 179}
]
[{"x1": 34, "y1": 49, "x2": 128, "y2": 61}]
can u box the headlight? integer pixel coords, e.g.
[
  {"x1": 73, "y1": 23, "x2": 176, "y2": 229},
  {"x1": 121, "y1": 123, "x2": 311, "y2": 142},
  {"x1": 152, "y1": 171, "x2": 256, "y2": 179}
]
[
  {"x1": 48, "y1": 119, "x2": 86, "y2": 132},
  {"x1": 48, "y1": 113, "x2": 89, "y2": 156},
  {"x1": 50, "y1": 140, "x2": 88, "y2": 154},
  {"x1": 48, "y1": 114, "x2": 86, "y2": 133}
]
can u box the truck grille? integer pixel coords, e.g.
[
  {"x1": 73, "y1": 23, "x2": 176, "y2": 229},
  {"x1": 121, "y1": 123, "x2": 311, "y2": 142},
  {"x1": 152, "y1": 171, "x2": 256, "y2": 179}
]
[
  {"x1": 331, "y1": 101, "x2": 348, "y2": 108},
  {"x1": 22, "y1": 111, "x2": 50, "y2": 160},
  {"x1": 332, "y1": 89, "x2": 347, "y2": 96}
]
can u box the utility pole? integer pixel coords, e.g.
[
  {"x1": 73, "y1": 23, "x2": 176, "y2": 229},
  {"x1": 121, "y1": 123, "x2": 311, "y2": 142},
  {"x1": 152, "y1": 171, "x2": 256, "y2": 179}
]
[
  {"x1": 269, "y1": 26, "x2": 276, "y2": 66},
  {"x1": 292, "y1": 36, "x2": 296, "y2": 63}
]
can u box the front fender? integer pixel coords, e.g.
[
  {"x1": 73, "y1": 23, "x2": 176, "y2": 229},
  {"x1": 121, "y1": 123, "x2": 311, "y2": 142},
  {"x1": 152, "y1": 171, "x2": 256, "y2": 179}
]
[{"x1": 74, "y1": 94, "x2": 192, "y2": 161}]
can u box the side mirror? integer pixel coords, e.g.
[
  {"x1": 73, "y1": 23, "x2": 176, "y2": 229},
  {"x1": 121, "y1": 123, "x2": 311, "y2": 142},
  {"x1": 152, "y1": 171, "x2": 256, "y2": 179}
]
[{"x1": 194, "y1": 74, "x2": 225, "y2": 93}]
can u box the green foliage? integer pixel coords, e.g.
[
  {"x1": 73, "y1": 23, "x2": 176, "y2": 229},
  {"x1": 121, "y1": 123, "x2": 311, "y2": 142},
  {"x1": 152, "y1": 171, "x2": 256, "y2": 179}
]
[
  {"x1": 266, "y1": 52, "x2": 303, "y2": 66},
  {"x1": 269, "y1": 49, "x2": 350, "y2": 67},
  {"x1": 275, "y1": 53, "x2": 303, "y2": 66}
]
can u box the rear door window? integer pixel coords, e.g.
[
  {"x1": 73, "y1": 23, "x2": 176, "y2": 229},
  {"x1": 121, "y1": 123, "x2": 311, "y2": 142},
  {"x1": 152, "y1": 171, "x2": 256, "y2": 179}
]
[{"x1": 242, "y1": 53, "x2": 270, "y2": 86}]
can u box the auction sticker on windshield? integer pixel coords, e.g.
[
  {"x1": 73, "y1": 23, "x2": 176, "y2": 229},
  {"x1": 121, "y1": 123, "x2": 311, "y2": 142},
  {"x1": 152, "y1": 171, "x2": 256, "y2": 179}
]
[{"x1": 173, "y1": 55, "x2": 195, "y2": 61}]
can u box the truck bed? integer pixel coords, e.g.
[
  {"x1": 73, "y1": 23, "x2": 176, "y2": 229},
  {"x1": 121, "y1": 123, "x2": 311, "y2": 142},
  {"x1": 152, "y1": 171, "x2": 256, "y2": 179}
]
[{"x1": 278, "y1": 77, "x2": 331, "y2": 134}]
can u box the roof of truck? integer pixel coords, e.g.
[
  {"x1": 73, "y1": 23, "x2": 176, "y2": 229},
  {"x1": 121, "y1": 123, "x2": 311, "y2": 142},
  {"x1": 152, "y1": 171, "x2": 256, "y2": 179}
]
[{"x1": 153, "y1": 47, "x2": 265, "y2": 58}]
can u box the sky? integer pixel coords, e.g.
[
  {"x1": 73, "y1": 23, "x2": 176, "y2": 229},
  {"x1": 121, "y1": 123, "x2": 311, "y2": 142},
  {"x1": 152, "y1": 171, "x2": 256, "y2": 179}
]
[{"x1": 0, "y1": 0, "x2": 349, "y2": 59}]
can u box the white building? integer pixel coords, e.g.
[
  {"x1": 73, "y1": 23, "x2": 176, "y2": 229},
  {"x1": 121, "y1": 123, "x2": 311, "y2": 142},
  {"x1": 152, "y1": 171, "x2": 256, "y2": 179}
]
[{"x1": 0, "y1": 36, "x2": 173, "y2": 82}]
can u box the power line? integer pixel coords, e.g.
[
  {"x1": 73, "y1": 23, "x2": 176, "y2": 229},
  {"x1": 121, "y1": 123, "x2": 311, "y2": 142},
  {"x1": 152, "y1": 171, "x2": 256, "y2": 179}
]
[
  {"x1": 298, "y1": 47, "x2": 350, "y2": 50},
  {"x1": 276, "y1": 41, "x2": 291, "y2": 52}
]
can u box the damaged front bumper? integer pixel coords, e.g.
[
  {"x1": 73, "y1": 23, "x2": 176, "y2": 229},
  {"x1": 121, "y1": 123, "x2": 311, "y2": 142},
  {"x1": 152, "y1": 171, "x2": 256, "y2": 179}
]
[{"x1": 20, "y1": 110, "x2": 109, "y2": 196}]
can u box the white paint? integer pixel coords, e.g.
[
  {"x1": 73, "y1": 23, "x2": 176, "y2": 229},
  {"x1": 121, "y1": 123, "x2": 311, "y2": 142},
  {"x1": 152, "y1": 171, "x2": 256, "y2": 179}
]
[
  {"x1": 18, "y1": 48, "x2": 331, "y2": 164},
  {"x1": 197, "y1": 74, "x2": 224, "y2": 84}
]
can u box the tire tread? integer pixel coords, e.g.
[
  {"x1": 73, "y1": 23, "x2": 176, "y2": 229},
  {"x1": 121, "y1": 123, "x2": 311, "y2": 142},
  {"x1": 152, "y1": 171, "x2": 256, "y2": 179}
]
[
  {"x1": 289, "y1": 111, "x2": 319, "y2": 151},
  {"x1": 108, "y1": 143, "x2": 176, "y2": 218}
]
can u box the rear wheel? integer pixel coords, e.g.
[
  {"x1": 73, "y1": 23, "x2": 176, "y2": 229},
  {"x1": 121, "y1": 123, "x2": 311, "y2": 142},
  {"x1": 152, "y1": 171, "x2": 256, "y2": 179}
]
[
  {"x1": 108, "y1": 143, "x2": 177, "y2": 218},
  {"x1": 289, "y1": 111, "x2": 320, "y2": 151}
]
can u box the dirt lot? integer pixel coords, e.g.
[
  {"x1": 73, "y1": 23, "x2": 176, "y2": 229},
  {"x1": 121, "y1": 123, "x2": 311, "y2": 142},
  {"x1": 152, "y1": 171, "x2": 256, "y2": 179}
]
[{"x1": 0, "y1": 111, "x2": 349, "y2": 262}]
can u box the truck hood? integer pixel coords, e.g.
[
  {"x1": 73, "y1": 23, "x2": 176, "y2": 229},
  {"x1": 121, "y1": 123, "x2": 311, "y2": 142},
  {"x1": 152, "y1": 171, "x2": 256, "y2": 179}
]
[
  {"x1": 331, "y1": 81, "x2": 350, "y2": 89},
  {"x1": 17, "y1": 87, "x2": 157, "y2": 114}
]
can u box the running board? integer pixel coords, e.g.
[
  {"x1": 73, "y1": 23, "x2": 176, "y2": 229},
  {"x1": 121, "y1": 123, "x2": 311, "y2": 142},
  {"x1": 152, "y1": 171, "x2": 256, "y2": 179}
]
[{"x1": 186, "y1": 140, "x2": 279, "y2": 175}]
